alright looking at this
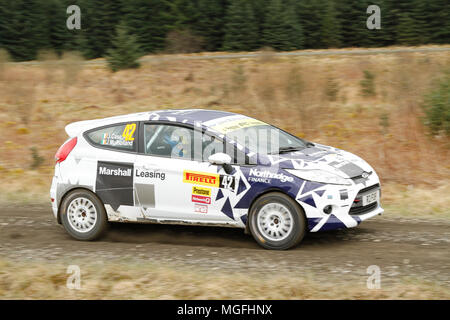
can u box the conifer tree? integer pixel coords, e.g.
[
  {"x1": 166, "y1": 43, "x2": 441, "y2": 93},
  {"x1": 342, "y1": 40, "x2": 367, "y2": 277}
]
[
  {"x1": 319, "y1": 0, "x2": 342, "y2": 48},
  {"x1": 44, "y1": 0, "x2": 67, "y2": 55},
  {"x1": 0, "y1": 0, "x2": 448, "y2": 61},
  {"x1": 296, "y1": 0, "x2": 323, "y2": 49},
  {"x1": 106, "y1": 22, "x2": 142, "y2": 72},
  {"x1": 336, "y1": 0, "x2": 366, "y2": 47},
  {"x1": 396, "y1": 12, "x2": 420, "y2": 45},
  {"x1": 195, "y1": 0, "x2": 227, "y2": 51},
  {"x1": 283, "y1": 0, "x2": 304, "y2": 50},
  {"x1": 262, "y1": 0, "x2": 303, "y2": 51},
  {"x1": 0, "y1": 0, "x2": 49, "y2": 61},
  {"x1": 427, "y1": 0, "x2": 450, "y2": 44},
  {"x1": 122, "y1": 0, "x2": 173, "y2": 54},
  {"x1": 222, "y1": 0, "x2": 259, "y2": 51}
]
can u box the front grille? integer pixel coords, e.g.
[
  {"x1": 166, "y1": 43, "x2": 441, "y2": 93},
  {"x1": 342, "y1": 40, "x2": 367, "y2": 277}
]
[
  {"x1": 349, "y1": 183, "x2": 380, "y2": 215},
  {"x1": 359, "y1": 183, "x2": 380, "y2": 194},
  {"x1": 349, "y1": 202, "x2": 377, "y2": 215}
]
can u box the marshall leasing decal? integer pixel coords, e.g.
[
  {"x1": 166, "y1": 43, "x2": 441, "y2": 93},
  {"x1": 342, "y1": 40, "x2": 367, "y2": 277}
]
[
  {"x1": 96, "y1": 161, "x2": 134, "y2": 211},
  {"x1": 98, "y1": 166, "x2": 132, "y2": 177}
]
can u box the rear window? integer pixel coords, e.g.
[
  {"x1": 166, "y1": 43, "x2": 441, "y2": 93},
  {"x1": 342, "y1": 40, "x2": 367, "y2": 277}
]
[{"x1": 86, "y1": 123, "x2": 137, "y2": 151}]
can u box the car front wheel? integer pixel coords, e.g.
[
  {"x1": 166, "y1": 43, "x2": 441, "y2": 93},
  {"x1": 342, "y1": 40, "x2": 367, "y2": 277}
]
[
  {"x1": 249, "y1": 192, "x2": 306, "y2": 250},
  {"x1": 60, "y1": 189, "x2": 108, "y2": 241}
]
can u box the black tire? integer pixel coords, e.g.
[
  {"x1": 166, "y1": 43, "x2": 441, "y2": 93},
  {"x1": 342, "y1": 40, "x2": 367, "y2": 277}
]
[
  {"x1": 60, "y1": 189, "x2": 108, "y2": 241},
  {"x1": 249, "y1": 192, "x2": 306, "y2": 250}
]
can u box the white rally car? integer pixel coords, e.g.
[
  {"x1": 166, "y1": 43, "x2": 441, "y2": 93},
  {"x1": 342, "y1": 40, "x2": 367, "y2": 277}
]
[{"x1": 50, "y1": 109, "x2": 383, "y2": 250}]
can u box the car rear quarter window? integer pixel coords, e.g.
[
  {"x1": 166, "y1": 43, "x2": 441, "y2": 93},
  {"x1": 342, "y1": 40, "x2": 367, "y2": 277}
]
[{"x1": 86, "y1": 123, "x2": 137, "y2": 151}]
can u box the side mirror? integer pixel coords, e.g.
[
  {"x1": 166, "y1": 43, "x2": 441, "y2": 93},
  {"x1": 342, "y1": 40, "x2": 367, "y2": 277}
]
[
  {"x1": 208, "y1": 153, "x2": 231, "y2": 165},
  {"x1": 208, "y1": 153, "x2": 233, "y2": 174}
]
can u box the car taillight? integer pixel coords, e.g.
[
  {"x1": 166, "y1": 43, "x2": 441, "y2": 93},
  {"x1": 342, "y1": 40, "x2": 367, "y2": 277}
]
[{"x1": 55, "y1": 137, "x2": 77, "y2": 163}]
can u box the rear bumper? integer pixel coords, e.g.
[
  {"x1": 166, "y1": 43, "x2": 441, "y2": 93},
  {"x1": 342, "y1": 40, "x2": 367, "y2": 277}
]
[{"x1": 50, "y1": 176, "x2": 58, "y2": 219}]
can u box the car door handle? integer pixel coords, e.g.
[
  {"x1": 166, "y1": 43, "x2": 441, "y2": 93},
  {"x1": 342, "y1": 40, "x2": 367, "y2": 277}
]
[{"x1": 139, "y1": 164, "x2": 159, "y2": 170}]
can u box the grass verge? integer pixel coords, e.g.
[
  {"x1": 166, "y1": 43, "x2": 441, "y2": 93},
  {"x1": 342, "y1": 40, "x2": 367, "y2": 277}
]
[{"x1": 0, "y1": 259, "x2": 448, "y2": 299}]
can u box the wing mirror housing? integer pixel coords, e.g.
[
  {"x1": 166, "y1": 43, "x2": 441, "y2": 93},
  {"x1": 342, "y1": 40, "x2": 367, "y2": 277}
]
[{"x1": 208, "y1": 153, "x2": 233, "y2": 174}]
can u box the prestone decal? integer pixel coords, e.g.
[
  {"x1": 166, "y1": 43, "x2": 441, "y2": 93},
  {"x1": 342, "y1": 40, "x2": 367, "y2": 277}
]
[{"x1": 192, "y1": 186, "x2": 211, "y2": 196}]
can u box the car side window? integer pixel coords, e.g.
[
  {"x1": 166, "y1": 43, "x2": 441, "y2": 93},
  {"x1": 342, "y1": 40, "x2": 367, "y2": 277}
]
[
  {"x1": 86, "y1": 123, "x2": 137, "y2": 151},
  {"x1": 224, "y1": 142, "x2": 248, "y2": 165},
  {"x1": 143, "y1": 123, "x2": 238, "y2": 162},
  {"x1": 144, "y1": 124, "x2": 194, "y2": 159}
]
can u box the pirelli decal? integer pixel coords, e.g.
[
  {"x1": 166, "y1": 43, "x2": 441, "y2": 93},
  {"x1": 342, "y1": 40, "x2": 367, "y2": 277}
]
[
  {"x1": 183, "y1": 170, "x2": 220, "y2": 187},
  {"x1": 183, "y1": 170, "x2": 236, "y2": 191}
]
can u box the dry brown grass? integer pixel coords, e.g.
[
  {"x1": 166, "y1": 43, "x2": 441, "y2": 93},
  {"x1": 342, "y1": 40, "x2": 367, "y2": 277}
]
[
  {"x1": 0, "y1": 259, "x2": 448, "y2": 299},
  {"x1": 0, "y1": 46, "x2": 449, "y2": 214}
]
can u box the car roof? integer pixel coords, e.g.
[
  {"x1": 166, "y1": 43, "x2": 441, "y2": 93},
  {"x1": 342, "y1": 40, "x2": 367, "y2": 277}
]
[
  {"x1": 148, "y1": 109, "x2": 238, "y2": 124},
  {"x1": 65, "y1": 109, "x2": 246, "y2": 137}
]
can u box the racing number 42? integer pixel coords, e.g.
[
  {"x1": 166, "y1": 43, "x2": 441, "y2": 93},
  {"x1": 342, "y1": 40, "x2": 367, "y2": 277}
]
[
  {"x1": 220, "y1": 175, "x2": 235, "y2": 190},
  {"x1": 122, "y1": 123, "x2": 136, "y2": 141}
]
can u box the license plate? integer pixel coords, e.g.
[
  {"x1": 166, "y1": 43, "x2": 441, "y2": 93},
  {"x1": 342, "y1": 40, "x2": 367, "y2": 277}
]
[{"x1": 362, "y1": 190, "x2": 379, "y2": 206}]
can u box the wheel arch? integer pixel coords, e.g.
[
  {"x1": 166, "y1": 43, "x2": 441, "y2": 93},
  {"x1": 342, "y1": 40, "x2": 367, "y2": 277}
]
[
  {"x1": 57, "y1": 187, "x2": 104, "y2": 224},
  {"x1": 244, "y1": 187, "x2": 306, "y2": 233}
]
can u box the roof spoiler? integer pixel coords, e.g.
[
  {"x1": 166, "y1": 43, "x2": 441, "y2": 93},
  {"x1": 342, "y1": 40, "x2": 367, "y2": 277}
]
[
  {"x1": 64, "y1": 112, "x2": 151, "y2": 137},
  {"x1": 65, "y1": 119, "x2": 98, "y2": 137}
]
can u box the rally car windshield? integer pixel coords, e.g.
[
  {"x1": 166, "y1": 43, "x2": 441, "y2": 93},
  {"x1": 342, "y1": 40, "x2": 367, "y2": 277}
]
[{"x1": 225, "y1": 124, "x2": 308, "y2": 154}]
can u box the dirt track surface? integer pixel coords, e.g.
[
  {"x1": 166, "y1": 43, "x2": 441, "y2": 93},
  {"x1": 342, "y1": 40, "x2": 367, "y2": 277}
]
[{"x1": 1, "y1": 205, "x2": 449, "y2": 288}]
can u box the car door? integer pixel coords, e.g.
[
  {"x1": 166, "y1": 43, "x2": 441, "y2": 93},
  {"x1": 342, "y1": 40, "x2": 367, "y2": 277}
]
[
  {"x1": 84, "y1": 122, "x2": 139, "y2": 219},
  {"x1": 134, "y1": 122, "x2": 239, "y2": 223}
]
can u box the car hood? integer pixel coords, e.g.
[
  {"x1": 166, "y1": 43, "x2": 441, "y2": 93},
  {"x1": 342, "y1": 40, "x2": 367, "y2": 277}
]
[{"x1": 265, "y1": 143, "x2": 374, "y2": 179}]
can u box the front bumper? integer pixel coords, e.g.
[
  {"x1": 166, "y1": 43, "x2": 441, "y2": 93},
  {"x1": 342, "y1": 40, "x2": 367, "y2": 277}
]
[{"x1": 297, "y1": 177, "x2": 383, "y2": 232}]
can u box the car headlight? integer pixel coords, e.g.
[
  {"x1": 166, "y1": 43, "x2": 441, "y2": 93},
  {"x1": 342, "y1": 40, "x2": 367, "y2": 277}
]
[{"x1": 284, "y1": 169, "x2": 352, "y2": 186}]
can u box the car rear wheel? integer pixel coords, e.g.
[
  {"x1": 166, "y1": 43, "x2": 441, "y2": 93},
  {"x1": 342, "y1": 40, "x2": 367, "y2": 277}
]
[
  {"x1": 249, "y1": 192, "x2": 306, "y2": 250},
  {"x1": 60, "y1": 190, "x2": 108, "y2": 241}
]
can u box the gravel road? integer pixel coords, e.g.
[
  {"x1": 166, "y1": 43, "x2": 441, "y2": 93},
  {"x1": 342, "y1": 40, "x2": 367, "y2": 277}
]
[{"x1": 1, "y1": 205, "x2": 449, "y2": 289}]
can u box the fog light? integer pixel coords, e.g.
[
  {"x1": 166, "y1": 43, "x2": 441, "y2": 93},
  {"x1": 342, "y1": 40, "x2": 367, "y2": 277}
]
[{"x1": 323, "y1": 205, "x2": 332, "y2": 214}]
